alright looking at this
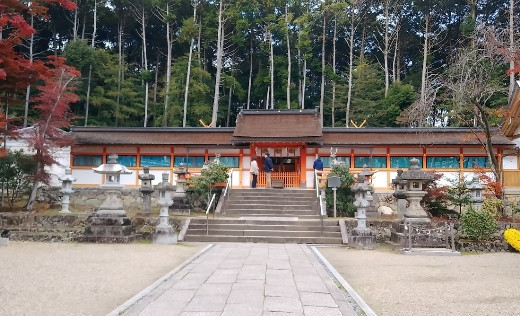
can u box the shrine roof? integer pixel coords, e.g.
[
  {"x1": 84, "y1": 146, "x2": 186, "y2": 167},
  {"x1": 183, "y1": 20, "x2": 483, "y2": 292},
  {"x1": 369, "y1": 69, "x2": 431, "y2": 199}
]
[{"x1": 231, "y1": 109, "x2": 323, "y2": 145}]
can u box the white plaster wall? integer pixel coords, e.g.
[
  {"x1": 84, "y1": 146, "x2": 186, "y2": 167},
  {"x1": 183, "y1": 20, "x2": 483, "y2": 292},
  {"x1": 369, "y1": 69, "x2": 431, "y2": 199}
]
[
  {"x1": 231, "y1": 170, "x2": 241, "y2": 187},
  {"x1": 306, "y1": 171, "x2": 315, "y2": 188},
  {"x1": 72, "y1": 169, "x2": 102, "y2": 185},
  {"x1": 371, "y1": 172, "x2": 388, "y2": 188},
  {"x1": 503, "y1": 156, "x2": 518, "y2": 170},
  {"x1": 242, "y1": 171, "x2": 251, "y2": 187},
  {"x1": 6, "y1": 136, "x2": 71, "y2": 187}
]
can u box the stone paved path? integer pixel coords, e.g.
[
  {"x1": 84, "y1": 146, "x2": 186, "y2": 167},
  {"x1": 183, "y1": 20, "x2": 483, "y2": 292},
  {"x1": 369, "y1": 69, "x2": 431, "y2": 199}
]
[{"x1": 111, "y1": 243, "x2": 360, "y2": 316}]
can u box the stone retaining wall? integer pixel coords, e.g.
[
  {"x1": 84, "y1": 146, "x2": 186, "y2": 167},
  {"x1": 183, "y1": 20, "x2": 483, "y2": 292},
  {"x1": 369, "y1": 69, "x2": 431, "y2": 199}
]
[{"x1": 39, "y1": 187, "x2": 213, "y2": 212}]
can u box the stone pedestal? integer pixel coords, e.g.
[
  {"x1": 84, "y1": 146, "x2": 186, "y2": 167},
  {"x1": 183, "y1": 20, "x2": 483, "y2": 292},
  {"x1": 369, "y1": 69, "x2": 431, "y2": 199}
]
[
  {"x1": 403, "y1": 191, "x2": 431, "y2": 224},
  {"x1": 83, "y1": 214, "x2": 136, "y2": 243},
  {"x1": 81, "y1": 154, "x2": 137, "y2": 243},
  {"x1": 0, "y1": 237, "x2": 9, "y2": 246},
  {"x1": 170, "y1": 164, "x2": 191, "y2": 215}
]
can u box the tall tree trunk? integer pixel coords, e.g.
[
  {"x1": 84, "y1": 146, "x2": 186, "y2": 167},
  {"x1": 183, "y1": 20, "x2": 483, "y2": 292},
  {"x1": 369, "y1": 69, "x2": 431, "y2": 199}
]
[
  {"x1": 211, "y1": 0, "x2": 224, "y2": 126},
  {"x1": 302, "y1": 59, "x2": 307, "y2": 109},
  {"x1": 226, "y1": 85, "x2": 232, "y2": 126},
  {"x1": 383, "y1": 0, "x2": 390, "y2": 97},
  {"x1": 116, "y1": 16, "x2": 124, "y2": 127},
  {"x1": 183, "y1": 2, "x2": 197, "y2": 127},
  {"x1": 25, "y1": 160, "x2": 42, "y2": 211},
  {"x1": 139, "y1": 6, "x2": 149, "y2": 128},
  {"x1": 297, "y1": 34, "x2": 302, "y2": 108},
  {"x1": 269, "y1": 30, "x2": 274, "y2": 109},
  {"x1": 319, "y1": 14, "x2": 326, "y2": 126},
  {"x1": 24, "y1": 13, "x2": 34, "y2": 128},
  {"x1": 73, "y1": 5, "x2": 78, "y2": 40},
  {"x1": 346, "y1": 7, "x2": 355, "y2": 127},
  {"x1": 84, "y1": 0, "x2": 97, "y2": 127},
  {"x1": 331, "y1": 17, "x2": 337, "y2": 127},
  {"x1": 508, "y1": 0, "x2": 515, "y2": 99},
  {"x1": 393, "y1": 25, "x2": 400, "y2": 82},
  {"x1": 154, "y1": 54, "x2": 159, "y2": 102},
  {"x1": 420, "y1": 14, "x2": 429, "y2": 128},
  {"x1": 163, "y1": 3, "x2": 173, "y2": 127},
  {"x1": 247, "y1": 35, "x2": 253, "y2": 109},
  {"x1": 286, "y1": 4, "x2": 291, "y2": 109}
]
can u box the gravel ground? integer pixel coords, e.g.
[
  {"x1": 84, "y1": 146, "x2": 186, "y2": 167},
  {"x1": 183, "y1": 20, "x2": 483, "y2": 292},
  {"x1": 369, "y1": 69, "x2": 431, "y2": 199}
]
[
  {"x1": 0, "y1": 241, "x2": 207, "y2": 316},
  {"x1": 1, "y1": 241, "x2": 518, "y2": 316},
  {"x1": 318, "y1": 245, "x2": 520, "y2": 316}
]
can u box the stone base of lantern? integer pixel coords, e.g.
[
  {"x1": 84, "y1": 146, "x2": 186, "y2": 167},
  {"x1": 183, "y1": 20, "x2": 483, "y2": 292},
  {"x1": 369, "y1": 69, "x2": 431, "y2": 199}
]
[
  {"x1": 347, "y1": 228, "x2": 375, "y2": 249},
  {"x1": 389, "y1": 220, "x2": 443, "y2": 249},
  {"x1": 154, "y1": 226, "x2": 178, "y2": 244},
  {"x1": 80, "y1": 214, "x2": 137, "y2": 243},
  {"x1": 169, "y1": 197, "x2": 191, "y2": 215}
]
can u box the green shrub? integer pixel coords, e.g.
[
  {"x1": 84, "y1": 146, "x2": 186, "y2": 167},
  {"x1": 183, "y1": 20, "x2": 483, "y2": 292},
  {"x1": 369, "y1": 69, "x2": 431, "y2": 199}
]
[
  {"x1": 481, "y1": 198, "x2": 503, "y2": 220},
  {"x1": 459, "y1": 208, "x2": 497, "y2": 241},
  {"x1": 186, "y1": 161, "x2": 229, "y2": 206},
  {"x1": 325, "y1": 164, "x2": 356, "y2": 217}
]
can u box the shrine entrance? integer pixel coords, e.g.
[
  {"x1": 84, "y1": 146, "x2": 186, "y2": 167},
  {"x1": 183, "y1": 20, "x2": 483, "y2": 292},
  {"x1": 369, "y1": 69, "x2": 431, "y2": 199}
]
[{"x1": 253, "y1": 145, "x2": 304, "y2": 188}]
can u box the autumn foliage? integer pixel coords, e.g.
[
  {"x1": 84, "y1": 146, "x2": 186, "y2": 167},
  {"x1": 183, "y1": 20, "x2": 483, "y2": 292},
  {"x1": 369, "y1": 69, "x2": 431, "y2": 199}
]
[{"x1": 1, "y1": 0, "x2": 78, "y2": 210}]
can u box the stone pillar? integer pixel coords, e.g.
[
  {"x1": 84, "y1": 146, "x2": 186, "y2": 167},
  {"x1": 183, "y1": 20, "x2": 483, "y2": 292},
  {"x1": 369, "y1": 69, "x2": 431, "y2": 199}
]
[
  {"x1": 154, "y1": 173, "x2": 177, "y2": 244},
  {"x1": 138, "y1": 166, "x2": 155, "y2": 213},
  {"x1": 59, "y1": 168, "x2": 76, "y2": 214}
]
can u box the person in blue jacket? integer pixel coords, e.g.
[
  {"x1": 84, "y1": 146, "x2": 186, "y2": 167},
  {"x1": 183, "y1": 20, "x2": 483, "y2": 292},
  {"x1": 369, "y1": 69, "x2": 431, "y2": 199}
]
[
  {"x1": 313, "y1": 155, "x2": 324, "y2": 171},
  {"x1": 263, "y1": 152, "x2": 274, "y2": 188}
]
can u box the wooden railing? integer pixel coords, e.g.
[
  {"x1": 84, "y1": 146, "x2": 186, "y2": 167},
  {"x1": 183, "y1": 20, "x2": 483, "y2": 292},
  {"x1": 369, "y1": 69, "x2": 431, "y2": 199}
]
[{"x1": 258, "y1": 171, "x2": 300, "y2": 187}]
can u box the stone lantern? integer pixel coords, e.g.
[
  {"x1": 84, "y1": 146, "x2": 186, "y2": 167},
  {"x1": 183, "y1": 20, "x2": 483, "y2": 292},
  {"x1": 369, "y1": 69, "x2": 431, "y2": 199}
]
[
  {"x1": 348, "y1": 173, "x2": 375, "y2": 249},
  {"x1": 392, "y1": 169, "x2": 408, "y2": 219},
  {"x1": 59, "y1": 167, "x2": 76, "y2": 214},
  {"x1": 139, "y1": 166, "x2": 155, "y2": 213},
  {"x1": 154, "y1": 172, "x2": 177, "y2": 244},
  {"x1": 82, "y1": 154, "x2": 136, "y2": 242},
  {"x1": 467, "y1": 176, "x2": 485, "y2": 210},
  {"x1": 92, "y1": 153, "x2": 132, "y2": 216},
  {"x1": 171, "y1": 163, "x2": 191, "y2": 215},
  {"x1": 398, "y1": 158, "x2": 434, "y2": 224},
  {"x1": 359, "y1": 165, "x2": 377, "y2": 217}
]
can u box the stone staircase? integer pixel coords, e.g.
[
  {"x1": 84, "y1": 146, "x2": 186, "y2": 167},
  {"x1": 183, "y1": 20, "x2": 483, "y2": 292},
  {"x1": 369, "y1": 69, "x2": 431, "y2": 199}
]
[{"x1": 183, "y1": 189, "x2": 342, "y2": 244}]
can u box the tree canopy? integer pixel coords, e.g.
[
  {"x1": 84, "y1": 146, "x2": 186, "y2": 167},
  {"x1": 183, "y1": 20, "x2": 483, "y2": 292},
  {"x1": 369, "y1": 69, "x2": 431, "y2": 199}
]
[{"x1": 0, "y1": 0, "x2": 519, "y2": 130}]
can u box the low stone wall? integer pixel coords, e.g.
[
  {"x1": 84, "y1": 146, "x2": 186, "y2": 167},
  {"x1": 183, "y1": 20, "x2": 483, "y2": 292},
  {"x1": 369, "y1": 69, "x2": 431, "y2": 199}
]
[
  {"x1": 39, "y1": 187, "x2": 214, "y2": 212},
  {"x1": 0, "y1": 212, "x2": 183, "y2": 242}
]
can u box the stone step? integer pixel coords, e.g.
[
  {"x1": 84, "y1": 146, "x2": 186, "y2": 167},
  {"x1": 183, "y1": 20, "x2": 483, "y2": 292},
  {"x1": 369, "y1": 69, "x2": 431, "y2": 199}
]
[
  {"x1": 224, "y1": 199, "x2": 316, "y2": 205},
  {"x1": 185, "y1": 229, "x2": 340, "y2": 238},
  {"x1": 223, "y1": 207, "x2": 318, "y2": 213},
  {"x1": 228, "y1": 190, "x2": 316, "y2": 198},
  {"x1": 183, "y1": 234, "x2": 342, "y2": 244},
  {"x1": 187, "y1": 223, "x2": 339, "y2": 232},
  {"x1": 189, "y1": 218, "x2": 335, "y2": 225}
]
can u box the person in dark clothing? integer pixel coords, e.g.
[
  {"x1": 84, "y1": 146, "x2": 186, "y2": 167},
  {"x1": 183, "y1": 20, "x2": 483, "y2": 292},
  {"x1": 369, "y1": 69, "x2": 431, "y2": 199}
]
[
  {"x1": 263, "y1": 152, "x2": 274, "y2": 188},
  {"x1": 313, "y1": 155, "x2": 324, "y2": 171}
]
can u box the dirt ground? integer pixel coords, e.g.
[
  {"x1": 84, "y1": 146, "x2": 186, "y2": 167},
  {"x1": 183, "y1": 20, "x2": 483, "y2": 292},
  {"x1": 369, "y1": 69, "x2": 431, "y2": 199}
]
[
  {"x1": 318, "y1": 245, "x2": 520, "y2": 316},
  {"x1": 1, "y1": 241, "x2": 519, "y2": 316}
]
